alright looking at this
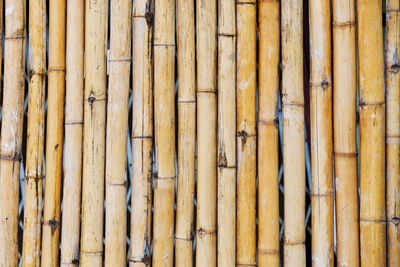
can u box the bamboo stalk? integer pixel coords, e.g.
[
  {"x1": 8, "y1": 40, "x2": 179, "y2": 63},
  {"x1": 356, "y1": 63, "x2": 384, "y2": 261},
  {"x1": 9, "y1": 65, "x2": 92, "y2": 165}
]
[
  {"x1": 152, "y1": 0, "x2": 175, "y2": 265},
  {"x1": 60, "y1": 0, "x2": 84, "y2": 266},
  {"x1": 196, "y1": 0, "x2": 217, "y2": 265},
  {"x1": 332, "y1": 0, "x2": 359, "y2": 266},
  {"x1": 357, "y1": 1, "x2": 386, "y2": 266},
  {"x1": 385, "y1": 1, "x2": 400, "y2": 266},
  {"x1": 22, "y1": 0, "x2": 46, "y2": 265},
  {"x1": 281, "y1": 1, "x2": 306, "y2": 266},
  {"x1": 309, "y1": 0, "x2": 334, "y2": 266},
  {"x1": 104, "y1": 0, "x2": 131, "y2": 265},
  {"x1": 175, "y1": 0, "x2": 196, "y2": 266},
  {"x1": 129, "y1": 0, "x2": 153, "y2": 266},
  {"x1": 236, "y1": 0, "x2": 257, "y2": 265},
  {"x1": 0, "y1": 0, "x2": 3, "y2": 100},
  {"x1": 80, "y1": 0, "x2": 108, "y2": 265},
  {"x1": 258, "y1": 0, "x2": 280, "y2": 266},
  {"x1": 217, "y1": 0, "x2": 236, "y2": 265},
  {"x1": 0, "y1": 0, "x2": 26, "y2": 265}
]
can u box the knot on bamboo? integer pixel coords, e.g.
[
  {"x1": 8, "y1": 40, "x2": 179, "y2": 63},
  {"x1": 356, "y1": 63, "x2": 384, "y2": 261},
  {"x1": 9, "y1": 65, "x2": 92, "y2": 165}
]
[
  {"x1": 391, "y1": 64, "x2": 400, "y2": 73},
  {"x1": 391, "y1": 217, "x2": 400, "y2": 225}
]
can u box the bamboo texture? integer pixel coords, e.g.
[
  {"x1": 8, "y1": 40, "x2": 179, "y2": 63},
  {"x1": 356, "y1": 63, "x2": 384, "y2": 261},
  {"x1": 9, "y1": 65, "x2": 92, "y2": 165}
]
[
  {"x1": 0, "y1": 0, "x2": 26, "y2": 265},
  {"x1": 0, "y1": 0, "x2": 3, "y2": 99}
]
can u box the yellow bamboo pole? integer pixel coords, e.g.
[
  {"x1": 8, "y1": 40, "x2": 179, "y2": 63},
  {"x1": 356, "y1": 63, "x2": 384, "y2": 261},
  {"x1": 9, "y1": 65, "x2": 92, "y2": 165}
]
[
  {"x1": 281, "y1": 1, "x2": 306, "y2": 266},
  {"x1": 309, "y1": 0, "x2": 334, "y2": 266},
  {"x1": 80, "y1": 0, "x2": 108, "y2": 265},
  {"x1": 22, "y1": 0, "x2": 46, "y2": 265},
  {"x1": 104, "y1": 0, "x2": 131, "y2": 265},
  {"x1": 129, "y1": 0, "x2": 153, "y2": 266},
  {"x1": 332, "y1": 0, "x2": 359, "y2": 266},
  {"x1": 196, "y1": 0, "x2": 217, "y2": 265},
  {"x1": 0, "y1": 0, "x2": 26, "y2": 265},
  {"x1": 152, "y1": 0, "x2": 175, "y2": 265},
  {"x1": 175, "y1": 0, "x2": 196, "y2": 265},
  {"x1": 236, "y1": 0, "x2": 257, "y2": 265},
  {"x1": 258, "y1": 1, "x2": 280, "y2": 266},
  {"x1": 357, "y1": 1, "x2": 386, "y2": 266},
  {"x1": 60, "y1": 0, "x2": 84, "y2": 266},
  {"x1": 217, "y1": 0, "x2": 236, "y2": 265},
  {"x1": 385, "y1": 1, "x2": 400, "y2": 266}
]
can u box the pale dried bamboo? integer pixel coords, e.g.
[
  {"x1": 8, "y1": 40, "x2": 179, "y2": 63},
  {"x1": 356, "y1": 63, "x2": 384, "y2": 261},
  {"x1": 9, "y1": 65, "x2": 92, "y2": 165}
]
[
  {"x1": 0, "y1": 0, "x2": 3, "y2": 99},
  {"x1": 104, "y1": 0, "x2": 131, "y2": 265},
  {"x1": 385, "y1": 1, "x2": 400, "y2": 266},
  {"x1": 60, "y1": 0, "x2": 84, "y2": 266},
  {"x1": 196, "y1": 0, "x2": 217, "y2": 265},
  {"x1": 281, "y1": 1, "x2": 306, "y2": 266},
  {"x1": 309, "y1": 0, "x2": 334, "y2": 266},
  {"x1": 80, "y1": 0, "x2": 108, "y2": 265},
  {"x1": 152, "y1": 0, "x2": 175, "y2": 265},
  {"x1": 258, "y1": 0, "x2": 280, "y2": 266},
  {"x1": 332, "y1": 0, "x2": 359, "y2": 266},
  {"x1": 0, "y1": 0, "x2": 26, "y2": 265},
  {"x1": 129, "y1": 0, "x2": 153, "y2": 266},
  {"x1": 175, "y1": 0, "x2": 196, "y2": 266},
  {"x1": 236, "y1": 0, "x2": 257, "y2": 265},
  {"x1": 22, "y1": 0, "x2": 46, "y2": 265},
  {"x1": 217, "y1": 0, "x2": 236, "y2": 265}
]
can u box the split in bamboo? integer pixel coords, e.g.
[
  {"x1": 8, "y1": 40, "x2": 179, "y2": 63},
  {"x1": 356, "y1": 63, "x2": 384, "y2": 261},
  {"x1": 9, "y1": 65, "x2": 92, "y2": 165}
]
[
  {"x1": 236, "y1": 0, "x2": 257, "y2": 265},
  {"x1": 258, "y1": 1, "x2": 280, "y2": 266},
  {"x1": 22, "y1": 0, "x2": 46, "y2": 265},
  {"x1": 385, "y1": 1, "x2": 400, "y2": 266},
  {"x1": 80, "y1": 0, "x2": 108, "y2": 266},
  {"x1": 60, "y1": 0, "x2": 84, "y2": 265},
  {"x1": 0, "y1": 0, "x2": 26, "y2": 265},
  {"x1": 332, "y1": 0, "x2": 359, "y2": 266},
  {"x1": 309, "y1": 0, "x2": 334, "y2": 266},
  {"x1": 175, "y1": 0, "x2": 196, "y2": 266},
  {"x1": 152, "y1": 0, "x2": 176, "y2": 265},
  {"x1": 129, "y1": 0, "x2": 154, "y2": 266},
  {"x1": 281, "y1": 0, "x2": 306, "y2": 266},
  {"x1": 217, "y1": 0, "x2": 236, "y2": 265}
]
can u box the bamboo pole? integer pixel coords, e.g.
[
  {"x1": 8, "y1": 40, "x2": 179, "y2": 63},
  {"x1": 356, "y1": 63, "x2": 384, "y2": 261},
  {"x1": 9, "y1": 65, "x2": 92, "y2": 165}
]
[
  {"x1": 309, "y1": 0, "x2": 334, "y2": 266},
  {"x1": 152, "y1": 0, "x2": 175, "y2": 265},
  {"x1": 60, "y1": 0, "x2": 84, "y2": 266},
  {"x1": 0, "y1": 0, "x2": 26, "y2": 265},
  {"x1": 0, "y1": 0, "x2": 3, "y2": 100},
  {"x1": 258, "y1": 0, "x2": 280, "y2": 266},
  {"x1": 22, "y1": 0, "x2": 46, "y2": 265},
  {"x1": 196, "y1": 0, "x2": 217, "y2": 265},
  {"x1": 104, "y1": 0, "x2": 131, "y2": 265},
  {"x1": 217, "y1": 0, "x2": 236, "y2": 265},
  {"x1": 236, "y1": 0, "x2": 257, "y2": 265},
  {"x1": 357, "y1": 1, "x2": 386, "y2": 266},
  {"x1": 80, "y1": 0, "x2": 108, "y2": 265},
  {"x1": 175, "y1": 0, "x2": 196, "y2": 266},
  {"x1": 129, "y1": 0, "x2": 153, "y2": 266},
  {"x1": 332, "y1": 0, "x2": 359, "y2": 266},
  {"x1": 281, "y1": 1, "x2": 306, "y2": 266},
  {"x1": 385, "y1": 1, "x2": 400, "y2": 266}
]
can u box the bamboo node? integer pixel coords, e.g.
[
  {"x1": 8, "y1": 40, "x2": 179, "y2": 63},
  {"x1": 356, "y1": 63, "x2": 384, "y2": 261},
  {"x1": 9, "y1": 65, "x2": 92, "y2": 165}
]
[
  {"x1": 257, "y1": 249, "x2": 279, "y2": 254},
  {"x1": 174, "y1": 236, "x2": 193, "y2": 242},
  {"x1": 236, "y1": 263, "x2": 257, "y2": 266},
  {"x1": 237, "y1": 130, "x2": 256, "y2": 145},
  {"x1": 218, "y1": 33, "x2": 235, "y2": 37},
  {"x1": 236, "y1": 1, "x2": 257, "y2": 5},
  {"x1": 389, "y1": 64, "x2": 400, "y2": 73},
  {"x1": 334, "y1": 152, "x2": 358, "y2": 157},
  {"x1": 332, "y1": 21, "x2": 355, "y2": 28},
  {"x1": 283, "y1": 240, "x2": 306, "y2": 246},
  {"x1": 128, "y1": 255, "x2": 151, "y2": 265},
  {"x1": 108, "y1": 58, "x2": 131, "y2": 63},
  {"x1": 310, "y1": 192, "x2": 334, "y2": 197},
  {"x1": 257, "y1": 119, "x2": 278, "y2": 126},
  {"x1": 132, "y1": 135, "x2": 152, "y2": 139},
  {"x1": 0, "y1": 153, "x2": 22, "y2": 162},
  {"x1": 45, "y1": 219, "x2": 60, "y2": 235},
  {"x1": 197, "y1": 228, "x2": 216, "y2": 238},
  {"x1": 360, "y1": 218, "x2": 386, "y2": 224},
  {"x1": 4, "y1": 35, "x2": 26, "y2": 40}
]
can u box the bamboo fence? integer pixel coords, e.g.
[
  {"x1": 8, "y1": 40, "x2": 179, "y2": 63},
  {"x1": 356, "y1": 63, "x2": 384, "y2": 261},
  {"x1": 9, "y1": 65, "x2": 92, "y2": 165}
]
[{"x1": 0, "y1": 1, "x2": 397, "y2": 266}]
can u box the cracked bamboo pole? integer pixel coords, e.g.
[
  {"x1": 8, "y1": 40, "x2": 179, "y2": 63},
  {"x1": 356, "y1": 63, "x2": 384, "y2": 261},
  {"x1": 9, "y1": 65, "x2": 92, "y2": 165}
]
[
  {"x1": 357, "y1": 1, "x2": 386, "y2": 266},
  {"x1": 196, "y1": 0, "x2": 217, "y2": 265},
  {"x1": 175, "y1": 0, "x2": 196, "y2": 265},
  {"x1": 258, "y1": 1, "x2": 280, "y2": 266},
  {"x1": 129, "y1": 0, "x2": 153, "y2": 266},
  {"x1": 60, "y1": 0, "x2": 84, "y2": 266},
  {"x1": 385, "y1": 1, "x2": 400, "y2": 266},
  {"x1": 104, "y1": 0, "x2": 131, "y2": 265},
  {"x1": 281, "y1": 0, "x2": 306, "y2": 266},
  {"x1": 309, "y1": 0, "x2": 334, "y2": 266},
  {"x1": 152, "y1": 0, "x2": 175, "y2": 265},
  {"x1": 80, "y1": 0, "x2": 108, "y2": 265},
  {"x1": 332, "y1": 0, "x2": 359, "y2": 266},
  {"x1": 217, "y1": 0, "x2": 236, "y2": 265},
  {"x1": 22, "y1": 0, "x2": 46, "y2": 265},
  {"x1": 236, "y1": 0, "x2": 257, "y2": 265},
  {"x1": 0, "y1": 0, "x2": 26, "y2": 265}
]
